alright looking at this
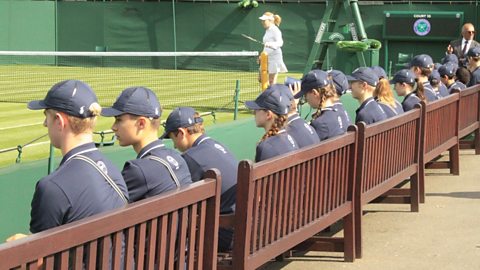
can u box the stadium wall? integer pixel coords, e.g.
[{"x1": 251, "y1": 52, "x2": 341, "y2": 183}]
[{"x1": 0, "y1": 1, "x2": 479, "y2": 71}]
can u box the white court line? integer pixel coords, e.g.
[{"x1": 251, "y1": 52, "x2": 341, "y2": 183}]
[{"x1": 0, "y1": 122, "x2": 43, "y2": 131}]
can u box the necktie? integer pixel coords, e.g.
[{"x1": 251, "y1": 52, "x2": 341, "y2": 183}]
[{"x1": 462, "y1": 40, "x2": 469, "y2": 56}]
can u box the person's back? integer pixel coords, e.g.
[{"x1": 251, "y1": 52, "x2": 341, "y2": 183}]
[
  {"x1": 448, "y1": 81, "x2": 467, "y2": 93},
  {"x1": 255, "y1": 130, "x2": 299, "y2": 162},
  {"x1": 310, "y1": 107, "x2": 345, "y2": 140},
  {"x1": 286, "y1": 113, "x2": 320, "y2": 147},
  {"x1": 422, "y1": 81, "x2": 441, "y2": 101},
  {"x1": 356, "y1": 97, "x2": 388, "y2": 124},
  {"x1": 332, "y1": 102, "x2": 351, "y2": 132},
  {"x1": 31, "y1": 143, "x2": 128, "y2": 232},
  {"x1": 377, "y1": 99, "x2": 404, "y2": 118}
]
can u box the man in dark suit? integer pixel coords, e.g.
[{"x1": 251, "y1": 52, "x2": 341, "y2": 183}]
[{"x1": 447, "y1": 23, "x2": 480, "y2": 67}]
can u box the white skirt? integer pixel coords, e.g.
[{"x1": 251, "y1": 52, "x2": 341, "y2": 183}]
[{"x1": 267, "y1": 52, "x2": 288, "y2": 74}]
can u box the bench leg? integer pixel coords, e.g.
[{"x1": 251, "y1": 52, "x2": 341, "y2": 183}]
[
  {"x1": 354, "y1": 200, "x2": 362, "y2": 259},
  {"x1": 449, "y1": 144, "x2": 460, "y2": 176},
  {"x1": 343, "y1": 212, "x2": 355, "y2": 262},
  {"x1": 419, "y1": 164, "x2": 425, "y2": 204},
  {"x1": 410, "y1": 174, "x2": 420, "y2": 212}
]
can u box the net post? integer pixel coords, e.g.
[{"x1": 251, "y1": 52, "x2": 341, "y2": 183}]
[
  {"x1": 48, "y1": 143, "x2": 55, "y2": 174},
  {"x1": 234, "y1": 80, "x2": 240, "y2": 120}
]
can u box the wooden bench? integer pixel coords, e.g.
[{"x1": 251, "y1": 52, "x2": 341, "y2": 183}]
[
  {"x1": 454, "y1": 85, "x2": 480, "y2": 154},
  {"x1": 0, "y1": 171, "x2": 221, "y2": 270},
  {"x1": 354, "y1": 106, "x2": 423, "y2": 258},
  {"x1": 218, "y1": 128, "x2": 358, "y2": 269},
  {"x1": 420, "y1": 93, "x2": 460, "y2": 202}
]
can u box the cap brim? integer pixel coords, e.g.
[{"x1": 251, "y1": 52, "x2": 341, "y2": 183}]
[
  {"x1": 101, "y1": 107, "x2": 125, "y2": 117},
  {"x1": 293, "y1": 90, "x2": 306, "y2": 99},
  {"x1": 389, "y1": 79, "x2": 396, "y2": 84},
  {"x1": 346, "y1": 75, "x2": 359, "y2": 82},
  {"x1": 160, "y1": 131, "x2": 170, "y2": 140},
  {"x1": 245, "y1": 100, "x2": 263, "y2": 110},
  {"x1": 259, "y1": 15, "x2": 273, "y2": 20},
  {"x1": 27, "y1": 100, "x2": 48, "y2": 110}
]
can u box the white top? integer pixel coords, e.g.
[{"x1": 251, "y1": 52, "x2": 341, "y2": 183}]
[{"x1": 263, "y1": 25, "x2": 284, "y2": 56}]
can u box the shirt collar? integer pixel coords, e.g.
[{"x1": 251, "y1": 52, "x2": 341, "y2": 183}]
[
  {"x1": 287, "y1": 113, "x2": 300, "y2": 124},
  {"x1": 60, "y1": 142, "x2": 97, "y2": 166},
  {"x1": 138, "y1": 140, "x2": 165, "y2": 159},
  {"x1": 192, "y1": 134, "x2": 209, "y2": 147},
  {"x1": 356, "y1": 97, "x2": 375, "y2": 114}
]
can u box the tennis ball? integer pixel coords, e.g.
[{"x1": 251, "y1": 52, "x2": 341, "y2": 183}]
[{"x1": 251, "y1": 0, "x2": 258, "y2": 7}]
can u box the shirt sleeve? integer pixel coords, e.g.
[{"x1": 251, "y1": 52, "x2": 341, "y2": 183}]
[
  {"x1": 30, "y1": 180, "x2": 70, "y2": 233},
  {"x1": 122, "y1": 161, "x2": 148, "y2": 203},
  {"x1": 311, "y1": 120, "x2": 330, "y2": 141},
  {"x1": 267, "y1": 27, "x2": 284, "y2": 50}
]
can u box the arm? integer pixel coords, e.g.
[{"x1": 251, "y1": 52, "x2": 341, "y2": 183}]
[
  {"x1": 122, "y1": 161, "x2": 148, "y2": 203},
  {"x1": 30, "y1": 180, "x2": 70, "y2": 233},
  {"x1": 182, "y1": 154, "x2": 204, "y2": 182},
  {"x1": 265, "y1": 27, "x2": 284, "y2": 50}
]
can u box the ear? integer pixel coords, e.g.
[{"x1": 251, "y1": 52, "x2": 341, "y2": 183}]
[
  {"x1": 136, "y1": 117, "x2": 147, "y2": 130},
  {"x1": 55, "y1": 112, "x2": 67, "y2": 130}
]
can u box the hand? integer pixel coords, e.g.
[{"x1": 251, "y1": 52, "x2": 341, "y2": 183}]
[
  {"x1": 264, "y1": 42, "x2": 272, "y2": 49},
  {"x1": 447, "y1": 44, "x2": 454, "y2": 54},
  {"x1": 6, "y1": 233, "x2": 28, "y2": 242},
  {"x1": 288, "y1": 81, "x2": 301, "y2": 97}
]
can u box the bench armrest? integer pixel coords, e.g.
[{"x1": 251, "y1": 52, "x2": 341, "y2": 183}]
[{"x1": 219, "y1": 214, "x2": 235, "y2": 229}]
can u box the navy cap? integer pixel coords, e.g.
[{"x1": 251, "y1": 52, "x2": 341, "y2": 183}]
[
  {"x1": 409, "y1": 54, "x2": 434, "y2": 69},
  {"x1": 390, "y1": 69, "x2": 416, "y2": 84},
  {"x1": 161, "y1": 107, "x2": 203, "y2": 139},
  {"x1": 429, "y1": 69, "x2": 441, "y2": 82},
  {"x1": 28, "y1": 80, "x2": 99, "y2": 118},
  {"x1": 346, "y1": 67, "x2": 379, "y2": 87},
  {"x1": 370, "y1": 66, "x2": 387, "y2": 79},
  {"x1": 275, "y1": 83, "x2": 294, "y2": 101},
  {"x1": 438, "y1": 62, "x2": 457, "y2": 77},
  {"x1": 434, "y1": 63, "x2": 442, "y2": 70},
  {"x1": 245, "y1": 85, "x2": 290, "y2": 115},
  {"x1": 294, "y1": 69, "x2": 330, "y2": 99},
  {"x1": 328, "y1": 69, "x2": 349, "y2": 96},
  {"x1": 467, "y1": 47, "x2": 480, "y2": 58},
  {"x1": 102, "y1": 87, "x2": 161, "y2": 118},
  {"x1": 441, "y1": 54, "x2": 459, "y2": 65}
]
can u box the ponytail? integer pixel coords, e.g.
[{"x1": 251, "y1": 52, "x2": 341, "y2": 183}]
[
  {"x1": 374, "y1": 78, "x2": 397, "y2": 108},
  {"x1": 274, "y1": 14, "x2": 282, "y2": 27},
  {"x1": 261, "y1": 113, "x2": 287, "y2": 141},
  {"x1": 413, "y1": 78, "x2": 426, "y2": 101}
]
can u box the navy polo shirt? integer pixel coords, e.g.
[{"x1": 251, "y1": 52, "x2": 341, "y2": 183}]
[
  {"x1": 438, "y1": 83, "x2": 450, "y2": 97},
  {"x1": 377, "y1": 99, "x2": 404, "y2": 118},
  {"x1": 310, "y1": 106, "x2": 345, "y2": 140},
  {"x1": 423, "y1": 82, "x2": 441, "y2": 101},
  {"x1": 122, "y1": 140, "x2": 192, "y2": 203},
  {"x1": 255, "y1": 130, "x2": 299, "y2": 162},
  {"x1": 469, "y1": 67, "x2": 480, "y2": 86},
  {"x1": 30, "y1": 143, "x2": 128, "y2": 233},
  {"x1": 402, "y1": 92, "x2": 421, "y2": 112},
  {"x1": 448, "y1": 81, "x2": 467, "y2": 94},
  {"x1": 355, "y1": 97, "x2": 388, "y2": 125},
  {"x1": 333, "y1": 102, "x2": 352, "y2": 132},
  {"x1": 182, "y1": 134, "x2": 238, "y2": 214},
  {"x1": 286, "y1": 113, "x2": 320, "y2": 148}
]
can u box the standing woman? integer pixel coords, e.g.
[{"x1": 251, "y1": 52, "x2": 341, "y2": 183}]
[{"x1": 259, "y1": 12, "x2": 288, "y2": 85}]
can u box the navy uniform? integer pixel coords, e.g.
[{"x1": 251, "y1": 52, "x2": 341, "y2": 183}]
[
  {"x1": 355, "y1": 97, "x2": 388, "y2": 124},
  {"x1": 311, "y1": 106, "x2": 345, "y2": 140},
  {"x1": 162, "y1": 106, "x2": 238, "y2": 251},
  {"x1": 423, "y1": 81, "x2": 441, "y2": 101},
  {"x1": 448, "y1": 81, "x2": 467, "y2": 93},
  {"x1": 102, "y1": 87, "x2": 192, "y2": 202},
  {"x1": 467, "y1": 47, "x2": 480, "y2": 86},
  {"x1": 246, "y1": 85, "x2": 300, "y2": 162},
  {"x1": 377, "y1": 99, "x2": 404, "y2": 118},
  {"x1": 429, "y1": 69, "x2": 450, "y2": 97},
  {"x1": 390, "y1": 69, "x2": 421, "y2": 112},
  {"x1": 27, "y1": 80, "x2": 128, "y2": 233},
  {"x1": 286, "y1": 113, "x2": 320, "y2": 147},
  {"x1": 329, "y1": 69, "x2": 352, "y2": 131}
]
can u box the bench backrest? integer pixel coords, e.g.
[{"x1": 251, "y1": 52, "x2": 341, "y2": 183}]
[
  {"x1": 356, "y1": 107, "x2": 423, "y2": 204},
  {"x1": 0, "y1": 171, "x2": 221, "y2": 270},
  {"x1": 232, "y1": 129, "x2": 358, "y2": 269},
  {"x1": 421, "y1": 93, "x2": 460, "y2": 162},
  {"x1": 455, "y1": 86, "x2": 480, "y2": 137}
]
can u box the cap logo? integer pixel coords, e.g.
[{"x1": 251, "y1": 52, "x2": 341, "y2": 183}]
[
  {"x1": 79, "y1": 106, "x2": 85, "y2": 115},
  {"x1": 155, "y1": 107, "x2": 159, "y2": 116},
  {"x1": 188, "y1": 118, "x2": 193, "y2": 124},
  {"x1": 72, "y1": 87, "x2": 77, "y2": 97}
]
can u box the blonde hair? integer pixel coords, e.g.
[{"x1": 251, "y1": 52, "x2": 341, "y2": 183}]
[
  {"x1": 263, "y1": 12, "x2": 282, "y2": 27},
  {"x1": 49, "y1": 103, "x2": 101, "y2": 134},
  {"x1": 374, "y1": 78, "x2": 398, "y2": 108},
  {"x1": 261, "y1": 112, "x2": 287, "y2": 141}
]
